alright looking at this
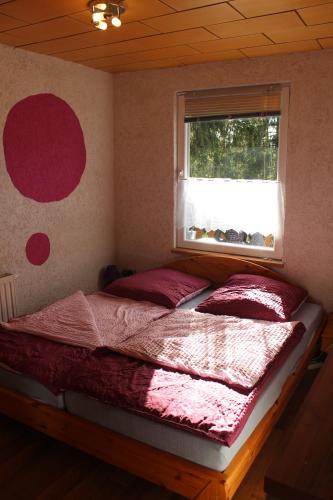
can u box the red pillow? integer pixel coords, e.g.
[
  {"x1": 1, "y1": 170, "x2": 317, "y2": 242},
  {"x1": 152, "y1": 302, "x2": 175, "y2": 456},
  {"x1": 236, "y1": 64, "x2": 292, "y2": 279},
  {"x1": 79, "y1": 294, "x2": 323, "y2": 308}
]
[
  {"x1": 195, "y1": 274, "x2": 308, "y2": 321},
  {"x1": 104, "y1": 268, "x2": 210, "y2": 308}
]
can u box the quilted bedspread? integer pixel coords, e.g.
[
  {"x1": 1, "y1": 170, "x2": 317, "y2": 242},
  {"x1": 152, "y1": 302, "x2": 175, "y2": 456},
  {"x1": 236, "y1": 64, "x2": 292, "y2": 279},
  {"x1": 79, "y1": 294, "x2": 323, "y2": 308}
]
[
  {"x1": 1, "y1": 291, "x2": 169, "y2": 349},
  {"x1": 1, "y1": 291, "x2": 305, "y2": 391},
  {"x1": 116, "y1": 309, "x2": 305, "y2": 390}
]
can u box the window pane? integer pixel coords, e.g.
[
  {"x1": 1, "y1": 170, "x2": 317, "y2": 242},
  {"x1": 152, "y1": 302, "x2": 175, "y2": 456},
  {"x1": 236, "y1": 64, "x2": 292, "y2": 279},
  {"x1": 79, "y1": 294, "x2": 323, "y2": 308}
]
[
  {"x1": 189, "y1": 116, "x2": 279, "y2": 180},
  {"x1": 185, "y1": 115, "x2": 281, "y2": 249}
]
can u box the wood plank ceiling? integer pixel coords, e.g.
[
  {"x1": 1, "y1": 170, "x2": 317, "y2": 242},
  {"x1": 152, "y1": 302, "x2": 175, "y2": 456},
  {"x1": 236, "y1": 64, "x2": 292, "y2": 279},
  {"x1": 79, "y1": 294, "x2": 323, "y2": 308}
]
[{"x1": 0, "y1": 0, "x2": 332, "y2": 73}]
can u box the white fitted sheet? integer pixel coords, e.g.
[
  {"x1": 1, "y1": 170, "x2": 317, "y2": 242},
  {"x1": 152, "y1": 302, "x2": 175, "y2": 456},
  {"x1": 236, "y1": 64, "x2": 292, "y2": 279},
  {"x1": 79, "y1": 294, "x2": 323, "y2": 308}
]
[
  {"x1": 64, "y1": 301, "x2": 323, "y2": 471},
  {"x1": 178, "y1": 287, "x2": 214, "y2": 309}
]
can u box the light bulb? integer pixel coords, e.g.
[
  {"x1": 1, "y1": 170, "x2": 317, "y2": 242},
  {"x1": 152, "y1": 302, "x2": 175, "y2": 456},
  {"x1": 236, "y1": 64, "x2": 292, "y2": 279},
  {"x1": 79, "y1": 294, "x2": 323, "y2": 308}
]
[
  {"x1": 96, "y1": 20, "x2": 108, "y2": 30},
  {"x1": 92, "y1": 11, "x2": 104, "y2": 23},
  {"x1": 111, "y1": 15, "x2": 121, "y2": 27}
]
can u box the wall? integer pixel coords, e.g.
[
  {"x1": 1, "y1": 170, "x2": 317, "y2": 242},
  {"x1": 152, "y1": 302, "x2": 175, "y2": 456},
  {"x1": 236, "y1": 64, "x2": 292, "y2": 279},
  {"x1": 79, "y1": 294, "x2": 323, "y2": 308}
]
[
  {"x1": 114, "y1": 48, "x2": 333, "y2": 312},
  {"x1": 0, "y1": 44, "x2": 114, "y2": 314}
]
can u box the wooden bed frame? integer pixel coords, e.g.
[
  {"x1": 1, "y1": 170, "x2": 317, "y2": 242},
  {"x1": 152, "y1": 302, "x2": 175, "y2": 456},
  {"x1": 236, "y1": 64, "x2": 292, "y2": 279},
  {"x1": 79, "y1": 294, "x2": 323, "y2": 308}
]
[{"x1": 0, "y1": 255, "x2": 326, "y2": 500}]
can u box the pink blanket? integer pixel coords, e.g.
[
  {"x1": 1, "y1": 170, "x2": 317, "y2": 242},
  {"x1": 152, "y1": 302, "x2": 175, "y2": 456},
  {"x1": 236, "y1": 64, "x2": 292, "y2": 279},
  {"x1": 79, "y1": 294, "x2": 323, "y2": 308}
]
[
  {"x1": 1, "y1": 292, "x2": 304, "y2": 391},
  {"x1": 117, "y1": 310, "x2": 304, "y2": 390},
  {"x1": 2, "y1": 292, "x2": 169, "y2": 349}
]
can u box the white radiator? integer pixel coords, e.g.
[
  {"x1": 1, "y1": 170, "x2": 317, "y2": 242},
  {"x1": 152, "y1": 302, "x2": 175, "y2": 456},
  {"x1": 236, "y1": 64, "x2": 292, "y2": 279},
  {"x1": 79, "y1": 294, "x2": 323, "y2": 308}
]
[{"x1": 0, "y1": 274, "x2": 17, "y2": 322}]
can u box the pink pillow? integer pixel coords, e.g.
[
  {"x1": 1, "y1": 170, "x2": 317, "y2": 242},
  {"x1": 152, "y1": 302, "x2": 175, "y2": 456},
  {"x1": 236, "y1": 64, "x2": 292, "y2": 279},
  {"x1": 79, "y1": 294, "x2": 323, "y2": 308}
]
[
  {"x1": 195, "y1": 274, "x2": 308, "y2": 321},
  {"x1": 104, "y1": 268, "x2": 210, "y2": 308}
]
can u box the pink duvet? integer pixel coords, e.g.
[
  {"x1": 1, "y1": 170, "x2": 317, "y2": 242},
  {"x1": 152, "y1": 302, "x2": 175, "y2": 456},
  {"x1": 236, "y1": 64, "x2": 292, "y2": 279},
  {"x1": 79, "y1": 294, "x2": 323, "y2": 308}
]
[
  {"x1": 1, "y1": 291, "x2": 169, "y2": 349},
  {"x1": 117, "y1": 309, "x2": 304, "y2": 390},
  {"x1": 1, "y1": 292, "x2": 305, "y2": 391}
]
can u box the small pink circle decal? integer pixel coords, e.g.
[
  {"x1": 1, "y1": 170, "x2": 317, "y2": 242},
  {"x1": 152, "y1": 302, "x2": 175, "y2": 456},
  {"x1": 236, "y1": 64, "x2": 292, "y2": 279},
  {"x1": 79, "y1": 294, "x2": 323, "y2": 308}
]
[
  {"x1": 3, "y1": 93, "x2": 86, "y2": 203},
  {"x1": 26, "y1": 233, "x2": 50, "y2": 266}
]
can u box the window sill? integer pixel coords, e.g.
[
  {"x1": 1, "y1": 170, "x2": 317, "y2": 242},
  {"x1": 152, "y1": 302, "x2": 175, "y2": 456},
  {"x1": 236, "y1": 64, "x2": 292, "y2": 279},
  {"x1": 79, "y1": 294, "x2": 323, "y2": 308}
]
[{"x1": 172, "y1": 247, "x2": 284, "y2": 268}]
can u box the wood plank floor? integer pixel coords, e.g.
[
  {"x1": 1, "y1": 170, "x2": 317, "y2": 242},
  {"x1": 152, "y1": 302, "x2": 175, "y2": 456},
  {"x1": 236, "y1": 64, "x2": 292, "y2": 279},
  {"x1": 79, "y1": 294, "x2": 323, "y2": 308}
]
[{"x1": 0, "y1": 369, "x2": 318, "y2": 500}]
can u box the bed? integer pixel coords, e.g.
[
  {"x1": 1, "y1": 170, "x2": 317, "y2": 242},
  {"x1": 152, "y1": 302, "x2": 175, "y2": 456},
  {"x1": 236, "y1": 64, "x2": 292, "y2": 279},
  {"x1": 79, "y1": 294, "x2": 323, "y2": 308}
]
[{"x1": 0, "y1": 255, "x2": 326, "y2": 500}]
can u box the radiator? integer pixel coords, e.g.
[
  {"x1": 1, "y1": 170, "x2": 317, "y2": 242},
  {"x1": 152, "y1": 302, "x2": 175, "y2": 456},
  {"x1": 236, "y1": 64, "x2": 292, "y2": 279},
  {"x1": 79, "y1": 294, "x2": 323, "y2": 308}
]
[{"x1": 0, "y1": 274, "x2": 17, "y2": 322}]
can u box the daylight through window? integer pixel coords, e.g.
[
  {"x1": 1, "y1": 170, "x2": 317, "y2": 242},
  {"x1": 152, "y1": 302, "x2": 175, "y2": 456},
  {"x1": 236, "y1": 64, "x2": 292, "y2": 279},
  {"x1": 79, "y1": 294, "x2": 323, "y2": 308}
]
[{"x1": 176, "y1": 84, "x2": 289, "y2": 260}]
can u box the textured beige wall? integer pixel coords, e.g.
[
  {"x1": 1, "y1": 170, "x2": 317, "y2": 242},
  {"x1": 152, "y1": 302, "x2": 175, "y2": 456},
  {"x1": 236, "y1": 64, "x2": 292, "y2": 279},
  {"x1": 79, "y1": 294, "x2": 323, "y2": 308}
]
[
  {"x1": 114, "y1": 48, "x2": 333, "y2": 312},
  {"x1": 0, "y1": 44, "x2": 114, "y2": 314}
]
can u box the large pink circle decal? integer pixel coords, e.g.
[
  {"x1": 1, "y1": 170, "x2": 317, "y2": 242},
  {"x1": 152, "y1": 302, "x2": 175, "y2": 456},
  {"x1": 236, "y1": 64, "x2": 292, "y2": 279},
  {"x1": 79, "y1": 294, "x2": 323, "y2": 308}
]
[
  {"x1": 26, "y1": 233, "x2": 50, "y2": 265},
  {"x1": 3, "y1": 93, "x2": 86, "y2": 203}
]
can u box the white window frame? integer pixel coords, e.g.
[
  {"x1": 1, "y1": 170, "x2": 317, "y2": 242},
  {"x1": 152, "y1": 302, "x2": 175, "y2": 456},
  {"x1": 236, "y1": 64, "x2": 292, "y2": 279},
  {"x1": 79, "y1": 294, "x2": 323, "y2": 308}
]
[{"x1": 175, "y1": 85, "x2": 289, "y2": 261}]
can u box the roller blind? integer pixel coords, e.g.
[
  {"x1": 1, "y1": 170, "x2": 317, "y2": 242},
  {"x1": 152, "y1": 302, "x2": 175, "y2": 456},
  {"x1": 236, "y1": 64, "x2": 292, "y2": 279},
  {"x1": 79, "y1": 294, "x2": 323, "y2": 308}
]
[{"x1": 182, "y1": 84, "x2": 282, "y2": 122}]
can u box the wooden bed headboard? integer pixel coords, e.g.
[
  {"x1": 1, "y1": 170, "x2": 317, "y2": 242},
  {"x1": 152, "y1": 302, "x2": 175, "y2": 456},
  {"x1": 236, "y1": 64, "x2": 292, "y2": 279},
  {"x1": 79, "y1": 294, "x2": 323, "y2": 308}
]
[{"x1": 164, "y1": 254, "x2": 283, "y2": 287}]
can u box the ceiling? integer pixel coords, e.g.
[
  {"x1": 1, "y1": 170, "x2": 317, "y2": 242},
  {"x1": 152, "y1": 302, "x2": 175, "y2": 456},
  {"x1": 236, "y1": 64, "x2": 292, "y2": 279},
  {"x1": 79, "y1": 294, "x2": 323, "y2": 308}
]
[{"x1": 0, "y1": 0, "x2": 332, "y2": 73}]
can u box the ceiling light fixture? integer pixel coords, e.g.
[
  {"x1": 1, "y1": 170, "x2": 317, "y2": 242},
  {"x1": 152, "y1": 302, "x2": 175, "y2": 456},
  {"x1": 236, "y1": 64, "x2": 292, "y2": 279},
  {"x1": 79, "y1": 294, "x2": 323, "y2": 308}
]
[{"x1": 88, "y1": 1, "x2": 125, "y2": 31}]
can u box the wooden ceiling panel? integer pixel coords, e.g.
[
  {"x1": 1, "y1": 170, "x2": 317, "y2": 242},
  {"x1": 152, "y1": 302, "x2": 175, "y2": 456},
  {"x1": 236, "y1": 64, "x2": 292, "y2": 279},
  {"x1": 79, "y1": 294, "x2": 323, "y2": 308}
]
[
  {"x1": 86, "y1": 45, "x2": 200, "y2": 69},
  {"x1": 106, "y1": 58, "x2": 180, "y2": 73},
  {"x1": 143, "y1": 4, "x2": 243, "y2": 33},
  {"x1": 85, "y1": 53, "x2": 137, "y2": 69},
  {"x1": 54, "y1": 28, "x2": 218, "y2": 62},
  {"x1": 122, "y1": 0, "x2": 175, "y2": 21},
  {"x1": 18, "y1": 22, "x2": 159, "y2": 54},
  {"x1": 319, "y1": 36, "x2": 333, "y2": 47},
  {"x1": 69, "y1": 10, "x2": 103, "y2": 27},
  {"x1": 125, "y1": 44, "x2": 199, "y2": 62},
  {"x1": 93, "y1": 50, "x2": 246, "y2": 73},
  {"x1": 0, "y1": 1, "x2": 331, "y2": 73},
  {"x1": 172, "y1": 49, "x2": 245, "y2": 65},
  {"x1": 267, "y1": 23, "x2": 333, "y2": 43},
  {"x1": 0, "y1": 31, "x2": 21, "y2": 46},
  {"x1": 0, "y1": 12, "x2": 25, "y2": 31},
  {"x1": 106, "y1": 49, "x2": 245, "y2": 73},
  {"x1": 208, "y1": 11, "x2": 304, "y2": 38},
  {"x1": 5, "y1": 17, "x2": 92, "y2": 45},
  {"x1": 230, "y1": 0, "x2": 331, "y2": 18},
  {"x1": 72, "y1": 0, "x2": 175, "y2": 26},
  {"x1": 162, "y1": 0, "x2": 228, "y2": 10},
  {"x1": 190, "y1": 33, "x2": 272, "y2": 52},
  {"x1": 0, "y1": 0, "x2": 87, "y2": 23},
  {"x1": 298, "y1": 3, "x2": 333, "y2": 25},
  {"x1": 242, "y1": 39, "x2": 321, "y2": 57}
]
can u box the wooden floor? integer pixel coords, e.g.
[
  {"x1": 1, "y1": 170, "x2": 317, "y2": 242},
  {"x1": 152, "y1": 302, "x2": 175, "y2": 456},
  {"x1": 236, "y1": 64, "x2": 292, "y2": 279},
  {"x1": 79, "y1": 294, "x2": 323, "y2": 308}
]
[{"x1": 0, "y1": 369, "x2": 318, "y2": 500}]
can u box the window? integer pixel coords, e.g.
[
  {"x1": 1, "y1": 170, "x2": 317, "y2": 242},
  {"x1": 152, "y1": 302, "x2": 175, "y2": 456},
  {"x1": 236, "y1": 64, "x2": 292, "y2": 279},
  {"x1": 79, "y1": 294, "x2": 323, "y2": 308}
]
[{"x1": 176, "y1": 84, "x2": 289, "y2": 260}]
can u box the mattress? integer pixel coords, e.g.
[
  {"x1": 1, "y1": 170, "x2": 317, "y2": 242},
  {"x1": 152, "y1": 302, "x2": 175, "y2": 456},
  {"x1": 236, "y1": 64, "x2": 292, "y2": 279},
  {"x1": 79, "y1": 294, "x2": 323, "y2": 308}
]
[
  {"x1": 0, "y1": 364, "x2": 64, "y2": 408},
  {"x1": 64, "y1": 300, "x2": 323, "y2": 471}
]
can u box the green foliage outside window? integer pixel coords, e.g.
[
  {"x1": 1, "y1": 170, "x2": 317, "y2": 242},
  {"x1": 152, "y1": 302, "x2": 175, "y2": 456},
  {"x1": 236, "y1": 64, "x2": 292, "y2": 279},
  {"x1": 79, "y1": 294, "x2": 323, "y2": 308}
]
[{"x1": 189, "y1": 115, "x2": 279, "y2": 180}]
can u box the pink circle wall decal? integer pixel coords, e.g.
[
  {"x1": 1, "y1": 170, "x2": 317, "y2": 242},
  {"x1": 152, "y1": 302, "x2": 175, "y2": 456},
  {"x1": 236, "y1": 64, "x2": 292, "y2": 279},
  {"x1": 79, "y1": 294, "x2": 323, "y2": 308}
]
[
  {"x1": 26, "y1": 233, "x2": 50, "y2": 266},
  {"x1": 3, "y1": 93, "x2": 86, "y2": 203}
]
